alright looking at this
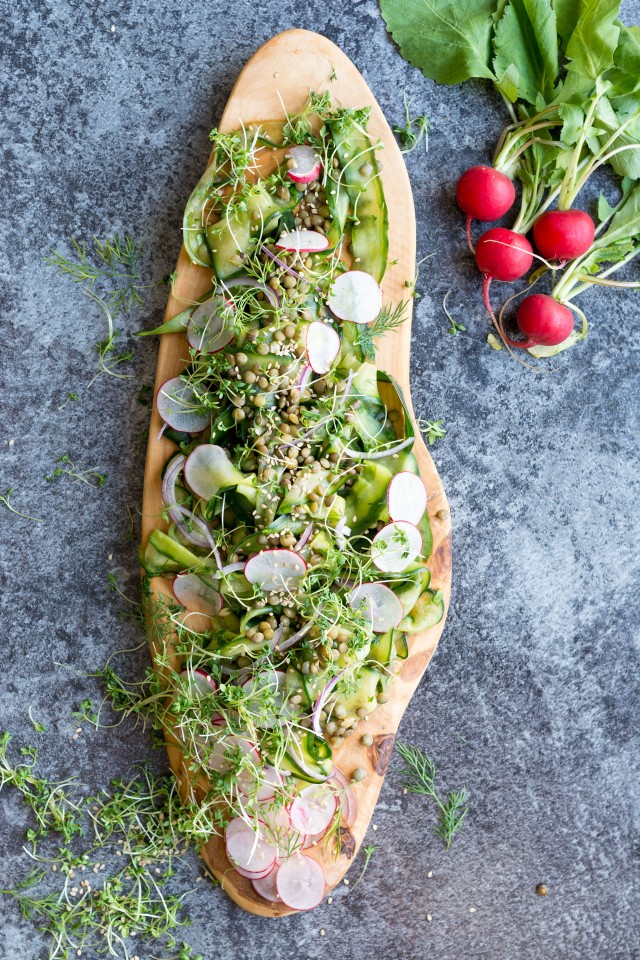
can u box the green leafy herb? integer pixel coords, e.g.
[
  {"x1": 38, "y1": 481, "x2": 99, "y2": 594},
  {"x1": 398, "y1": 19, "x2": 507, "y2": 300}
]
[
  {"x1": 443, "y1": 290, "x2": 466, "y2": 335},
  {"x1": 356, "y1": 301, "x2": 409, "y2": 360},
  {"x1": 45, "y1": 234, "x2": 144, "y2": 318},
  {"x1": 0, "y1": 487, "x2": 41, "y2": 522},
  {"x1": 351, "y1": 843, "x2": 378, "y2": 889},
  {"x1": 45, "y1": 455, "x2": 107, "y2": 488},
  {"x1": 393, "y1": 95, "x2": 429, "y2": 154},
  {"x1": 397, "y1": 742, "x2": 468, "y2": 850},
  {"x1": 28, "y1": 707, "x2": 46, "y2": 734},
  {"x1": 418, "y1": 419, "x2": 447, "y2": 445}
]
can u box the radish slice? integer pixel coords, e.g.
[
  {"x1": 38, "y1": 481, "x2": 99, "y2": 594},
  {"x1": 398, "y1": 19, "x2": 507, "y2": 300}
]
[
  {"x1": 234, "y1": 861, "x2": 275, "y2": 881},
  {"x1": 156, "y1": 377, "x2": 210, "y2": 433},
  {"x1": 276, "y1": 854, "x2": 325, "y2": 911},
  {"x1": 259, "y1": 803, "x2": 305, "y2": 855},
  {"x1": 286, "y1": 145, "x2": 322, "y2": 184},
  {"x1": 289, "y1": 784, "x2": 337, "y2": 837},
  {"x1": 184, "y1": 445, "x2": 235, "y2": 500},
  {"x1": 244, "y1": 549, "x2": 307, "y2": 593},
  {"x1": 276, "y1": 230, "x2": 329, "y2": 254},
  {"x1": 388, "y1": 472, "x2": 428, "y2": 525},
  {"x1": 241, "y1": 765, "x2": 283, "y2": 802},
  {"x1": 348, "y1": 582, "x2": 403, "y2": 633},
  {"x1": 207, "y1": 733, "x2": 260, "y2": 773},
  {"x1": 371, "y1": 521, "x2": 423, "y2": 573},
  {"x1": 306, "y1": 321, "x2": 341, "y2": 375},
  {"x1": 252, "y1": 864, "x2": 282, "y2": 902},
  {"x1": 328, "y1": 767, "x2": 357, "y2": 828},
  {"x1": 187, "y1": 296, "x2": 234, "y2": 354},
  {"x1": 178, "y1": 667, "x2": 218, "y2": 698},
  {"x1": 225, "y1": 820, "x2": 277, "y2": 875},
  {"x1": 327, "y1": 270, "x2": 383, "y2": 325},
  {"x1": 173, "y1": 573, "x2": 222, "y2": 617}
]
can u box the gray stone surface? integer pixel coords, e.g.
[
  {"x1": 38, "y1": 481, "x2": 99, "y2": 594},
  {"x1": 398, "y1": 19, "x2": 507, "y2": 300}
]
[{"x1": 1, "y1": 2, "x2": 639, "y2": 958}]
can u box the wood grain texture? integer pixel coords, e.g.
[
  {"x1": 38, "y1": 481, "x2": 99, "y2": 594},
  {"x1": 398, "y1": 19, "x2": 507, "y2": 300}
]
[{"x1": 141, "y1": 28, "x2": 452, "y2": 917}]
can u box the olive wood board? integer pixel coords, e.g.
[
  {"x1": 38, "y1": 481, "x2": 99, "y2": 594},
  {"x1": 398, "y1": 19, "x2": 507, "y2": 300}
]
[{"x1": 141, "y1": 28, "x2": 453, "y2": 917}]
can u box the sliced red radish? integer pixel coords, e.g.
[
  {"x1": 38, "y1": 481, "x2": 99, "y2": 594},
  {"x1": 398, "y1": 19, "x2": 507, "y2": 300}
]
[
  {"x1": 245, "y1": 765, "x2": 283, "y2": 802},
  {"x1": 286, "y1": 145, "x2": 322, "y2": 184},
  {"x1": 187, "y1": 296, "x2": 235, "y2": 354},
  {"x1": 178, "y1": 667, "x2": 218, "y2": 698},
  {"x1": 348, "y1": 582, "x2": 403, "y2": 633},
  {"x1": 252, "y1": 864, "x2": 282, "y2": 902},
  {"x1": 328, "y1": 767, "x2": 357, "y2": 828},
  {"x1": 289, "y1": 784, "x2": 337, "y2": 837},
  {"x1": 259, "y1": 803, "x2": 305, "y2": 856},
  {"x1": 225, "y1": 820, "x2": 277, "y2": 875},
  {"x1": 207, "y1": 733, "x2": 260, "y2": 774},
  {"x1": 306, "y1": 321, "x2": 340, "y2": 375},
  {"x1": 276, "y1": 229, "x2": 329, "y2": 254},
  {"x1": 184, "y1": 444, "x2": 236, "y2": 500},
  {"x1": 173, "y1": 573, "x2": 222, "y2": 617},
  {"x1": 244, "y1": 549, "x2": 307, "y2": 593},
  {"x1": 156, "y1": 376, "x2": 210, "y2": 433},
  {"x1": 327, "y1": 270, "x2": 383, "y2": 325},
  {"x1": 387, "y1": 472, "x2": 428, "y2": 525},
  {"x1": 234, "y1": 861, "x2": 275, "y2": 881},
  {"x1": 276, "y1": 854, "x2": 325, "y2": 911},
  {"x1": 371, "y1": 521, "x2": 422, "y2": 573}
]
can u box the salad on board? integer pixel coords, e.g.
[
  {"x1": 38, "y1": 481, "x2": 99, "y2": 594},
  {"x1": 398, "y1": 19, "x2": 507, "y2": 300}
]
[{"x1": 139, "y1": 92, "x2": 443, "y2": 911}]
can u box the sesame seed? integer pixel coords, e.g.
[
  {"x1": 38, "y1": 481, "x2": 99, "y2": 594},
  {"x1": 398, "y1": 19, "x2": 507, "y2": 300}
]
[
  {"x1": 469, "y1": 907, "x2": 476, "y2": 913},
  {"x1": 319, "y1": 930, "x2": 325, "y2": 937},
  {"x1": 427, "y1": 870, "x2": 433, "y2": 878},
  {"x1": 427, "y1": 914, "x2": 432, "y2": 922}
]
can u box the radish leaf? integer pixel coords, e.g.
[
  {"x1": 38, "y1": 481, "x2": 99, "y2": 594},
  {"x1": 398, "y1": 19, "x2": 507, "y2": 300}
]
[
  {"x1": 493, "y1": 0, "x2": 558, "y2": 105},
  {"x1": 380, "y1": 0, "x2": 498, "y2": 85}
]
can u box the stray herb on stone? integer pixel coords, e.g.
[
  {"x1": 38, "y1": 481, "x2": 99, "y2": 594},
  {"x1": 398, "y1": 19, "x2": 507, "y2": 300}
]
[
  {"x1": 0, "y1": 487, "x2": 41, "y2": 522},
  {"x1": 397, "y1": 742, "x2": 468, "y2": 850},
  {"x1": 45, "y1": 455, "x2": 107, "y2": 488},
  {"x1": 393, "y1": 95, "x2": 429, "y2": 154},
  {"x1": 443, "y1": 290, "x2": 466, "y2": 336},
  {"x1": 351, "y1": 843, "x2": 378, "y2": 889},
  {"x1": 45, "y1": 234, "x2": 145, "y2": 318}
]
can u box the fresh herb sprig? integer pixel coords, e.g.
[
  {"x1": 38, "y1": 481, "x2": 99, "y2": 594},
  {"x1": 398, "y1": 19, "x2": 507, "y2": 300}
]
[
  {"x1": 418, "y1": 419, "x2": 447, "y2": 445},
  {"x1": 443, "y1": 290, "x2": 466, "y2": 336},
  {"x1": 351, "y1": 843, "x2": 378, "y2": 889},
  {"x1": 45, "y1": 455, "x2": 107, "y2": 488},
  {"x1": 45, "y1": 234, "x2": 144, "y2": 318},
  {"x1": 397, "y1": 742, "x2": 468, "y2": 850},
  {"x1": 393, "y1": 95, "x2": 429, "y2": 154},
  {"x1": 0, "y1": 487, "x2": 41, "y2": 522},
  {"x1": 356, "y1": 301, "x2": 409, "y2": 360}
]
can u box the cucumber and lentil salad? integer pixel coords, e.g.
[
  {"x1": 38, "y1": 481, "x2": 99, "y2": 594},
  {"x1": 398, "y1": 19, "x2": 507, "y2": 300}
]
[{"x1": 139, "y1": 93, "x2": 443, "y2": 910}]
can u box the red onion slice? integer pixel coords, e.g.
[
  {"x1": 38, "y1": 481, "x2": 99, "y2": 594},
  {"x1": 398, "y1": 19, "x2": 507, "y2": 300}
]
[{"x1": 311, "y1": 670, "x2": 345, "y2": 737}]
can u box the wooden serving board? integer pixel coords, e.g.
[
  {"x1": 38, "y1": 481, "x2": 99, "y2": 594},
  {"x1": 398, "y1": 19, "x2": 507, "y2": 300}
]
[{"x1": 141, "y1": 28, "x2": 452, "y2": 916}]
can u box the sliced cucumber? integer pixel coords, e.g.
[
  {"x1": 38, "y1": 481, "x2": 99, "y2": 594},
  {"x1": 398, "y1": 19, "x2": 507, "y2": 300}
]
[
  {"x1": 332, "y1": 666, "x2": 381, "y2": 718},
  {"x1": 344, "y1": 461, "x2": 393, "y2": 535},
  {"x1": 140, "y1": 530, "x2": 207, "y2": 576},
  {"x1": 398, "y1": 588, "x2": 445, "y2": 634}
]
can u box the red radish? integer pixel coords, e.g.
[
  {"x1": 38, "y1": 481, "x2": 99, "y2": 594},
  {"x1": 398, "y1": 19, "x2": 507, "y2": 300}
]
[
  {"x1": 503, "y1": 294, "x2": 575, "y2": 349},
  {"x1": 276, "y1": 854, "x2": 325, "y2": 911},
  {"x1": 456, "y1": 166, "x2": 516, "y2": 251},
  {"x1": 306, "y1": 321, "x2": 341, "y2": 375},
  {"x1": 532, "y1": 209, "x2": 595, "y2": 261},
  {"x1": 475, "y1": 228, "x2": 533, "y2": 281},
  {"x1": 252, "y1": 864, "x2": 282, "y2": 902},
  {"x1": 328, "y1": 767, "x2": 357, "y2": 828},
  {"x1": 387, "y1": 472, "x2": 427, "y2": 525},
  {"x1": 173, "y1": 573, "x2": 222, "y2": 618},
  {"x1": 276, "y1": 229, "x2": 329, "y2": 253},
  {"x1": 476, "y1": 228, "x2": 534, "y2": 327},
  {"x1": 184, "y1": 444, "x2": 236, "y2": 500},
  {"x1": 286, "y1": 145, "x2": 322, "y2": 184},
  {"x1": 371, "y1": 521, "x2": 422, "y2": 573},
  {"x1": 225, "y1": 820, "x2": 277, "y2": 875},
  {"x1": 244, "y1": 549, "x2": 307, "y2": 593},
  {"x1": 348, "y1": 582, "x2": 403, "y2": 633},
  {"x1": 289, "y1": 784, "x2": 337, "y2": 837},
  {"x1": 178, "y1": 667, "x2": 218, "y2": 697},
  {"x1": 156, "y1": 376, "x2": 210, "y2": 433},
  {"x1": 187, "y1": 296, "x2": 235, "y2": 354},
  {"x1": 327, "y1": 270, "x2": 383, "y2": 325}
]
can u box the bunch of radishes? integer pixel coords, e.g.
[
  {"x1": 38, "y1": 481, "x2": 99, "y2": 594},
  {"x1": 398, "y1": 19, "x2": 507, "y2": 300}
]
[{"x1": 457, "y1": 165, "x2": 595, "y2": 353}]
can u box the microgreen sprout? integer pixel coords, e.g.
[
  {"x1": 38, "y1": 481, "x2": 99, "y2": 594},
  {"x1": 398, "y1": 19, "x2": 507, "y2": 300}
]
[
  {"x1": 351, "y1": 843, "x2": 378, "y2": 889},
  {"x1": 0, "y1": 487, "x2": 41, "y2": 522},
  {"x1": 45, "y1": 455, "x2": 107, "y2": 488},
  {"x1": 418, "y1": 419, "x2": 447, "y2": 445},
  {"x1": 393, "y1": 95, "x2": 429, "y2": 154},
  {"x1": 442, "y1": 290, "x2": 466, "y2": 336}
]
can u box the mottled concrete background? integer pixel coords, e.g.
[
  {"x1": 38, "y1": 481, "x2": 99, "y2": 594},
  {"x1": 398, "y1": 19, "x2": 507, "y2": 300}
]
[{"x1": 1, "y1": 1, "x2": 639, "y2": 958}]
